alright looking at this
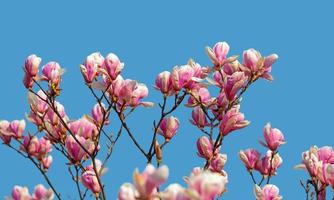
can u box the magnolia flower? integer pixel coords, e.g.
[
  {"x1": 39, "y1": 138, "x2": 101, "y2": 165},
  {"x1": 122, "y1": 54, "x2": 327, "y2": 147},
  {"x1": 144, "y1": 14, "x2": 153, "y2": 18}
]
[
  {"x1": 190, "y1": 106, "x2": 209, "y2": 129},
  {"x1": 186, "y1": 170, "x2": 228, "y2": 199},
  {"x1": 118, "y1": 164, "x2": 169, "y2": 199},
  {"x1": 187, "y1": 87, "x2": 215, "y2": 107},
  {"x1": 32, "y1": 184, "x2": 54, "y2": 200},
  {"x1": 154, "y1": 71, "x2": 174, "y2": 96},
  {"x1": 254, "y1": 184, "x2": 282, "y2": 200},
  {"x1": 158, "y1": 116, "x2": 180, "y2": 142},
  {"x1": 91, "y1": 103, "x2": 109, "y2": 125},
  {"x1": 42, "y1": 62, "x2": 63, "y2": 85},
  {"x1": 102, "y1": 53, "x2": 124, "y2": 80},
  {"x1": 68, "y1": 116, "x2": 98, "y2": 139},
  {"x1": 219, "y1": 105, "x2": 250, "y2": 136},
  {"x1": 210, "y1": 153, "x2": 228, "y2": 173},
  {"x1": 81, "y1": 170, "x2": 101, "y2": 194},
  {"x1": 243, "y1": 48, "x2": 278, "y2": 81},
  {"x1": 196, "y1": 136, "x2": 216, "y2": 160},
  {"x1": 206, "y1": 42, "x2": 230, "y2": 66},
  {"x1": 239, "y1": 149, "x2": 261, "y2": 171},
  {"x1": 24, "y1": 54, "x2": 41, "y2": 77},
  {"x1": 259, "y1": 123, "x2": 285, "y2": 151},
  {"x1": 65, "y1": 135, "x2": 95, "y2": 163},
  {"x1": 255, "y1": 151, "x2": 283, "y2": 176}
]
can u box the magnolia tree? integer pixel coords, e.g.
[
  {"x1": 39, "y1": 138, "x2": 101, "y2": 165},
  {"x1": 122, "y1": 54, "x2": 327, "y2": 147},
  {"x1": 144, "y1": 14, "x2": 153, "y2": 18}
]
[{"x1": 0, "y1": 41, "x2": 333, "y2": 200}]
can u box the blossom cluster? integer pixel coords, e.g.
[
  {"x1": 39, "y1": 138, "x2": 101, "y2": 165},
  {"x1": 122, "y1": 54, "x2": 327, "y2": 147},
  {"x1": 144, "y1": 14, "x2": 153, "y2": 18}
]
[{"x1": 1, "y1": 41, "x2": 313, "y2": 200}]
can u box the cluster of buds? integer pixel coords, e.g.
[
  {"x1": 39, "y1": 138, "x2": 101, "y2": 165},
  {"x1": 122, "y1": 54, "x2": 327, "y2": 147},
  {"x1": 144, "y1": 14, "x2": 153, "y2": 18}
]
[
  {"x1": 295, "y1": 146, "x2": 334, "y2": 199},
  {"x1": 21, "y1": 135, "x2": 53, "y2": 170},
  {"x1": 23, "y1": 54, "x2": 64, "y2": 96},
  {"x1": 80, "y1": 52, "x2": 152, "y2": 109},
  {"x1": 239, "y1": 123, "x2": 285, "y2": 176},
  {"x1": 118, "y1": 165, "x2": 228, "y2": 200},
  {"x1": 7, "y1": 184, "x2": 54, "y2": 200},
  {"x1": 81, "y1": 160, "x2": 107, "y2": 196},
  {"x1": 239, "y1": 123, "x2": 285, "y2": 198},
  {"x1": 27, "y1": 91, "x2": 69, "y2": 143}
]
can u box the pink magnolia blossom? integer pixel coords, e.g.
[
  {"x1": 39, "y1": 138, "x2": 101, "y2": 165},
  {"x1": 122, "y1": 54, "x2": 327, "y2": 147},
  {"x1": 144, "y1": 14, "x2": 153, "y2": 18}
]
[
  {"x1": 223, "y1": 71, "x2": 247, "y2": 101},
  {"x1": 102, "y1": 53, "x2": 124, "y2": 80},
  {"x1": 113, "y1": 77, "x2": 151, "y2": 107},
  {"x1": 239, "y1": 148, "x2": 261, "y2": 171},
  {"x1": 10, "y1": 186, "x2": 31, "y2": 200},
  {"x1": 186, "y1": 170, "x2": 228, "y2": 199},
  {"x1": 28, "y1": 90, "x2": 48, "y2": 114},
  {"x1": 42, "y1": 62, "x2": 63, "y2": 85},
  {"x1": 9, "y1": 120, "x2": 26, "y2": 139},
  {"x1": 32, "y1": 184, "x2": 54, "y2": 200},
  {"x1": 190, "y1": 106, "x2": 209, "y2": 129},
  {"x1": 171, "y1": 65, "x2": 195, "y2": 91},
  {"x1": 80, "y1": 53, "x2": 101, "y2": 84},
  {"x1": 154, "y1": 71, "x2": 174, "y2": 96},
  {"x1": 317, "y1": 146, "x2": 334, "y2": 164},
  {"x1": 119, "y1": 164, "x2": 169, "y2": 199},
  {"x1": 0, "y1": 120, "x2": 12, "y2": 144},
  {"x1": 187, "y1": 87, "x2": 215, "y2": 107},
  {"x1": 210, "y1": 153, "x2": 228, "y2": 173},
  {"x1": 295, "y1": 146, "x2": 322, "y2": 177},
  {"x1": 22, "y1": 136, "x2": 40, "y2": 157},
  {"x1": 255, "y1": 151, "x2": 283, "y2": 176},
  {"x1": 243, "y1": 49, "x2": 278, "y2": 81},
  {"x1": 68, "y1": 116, "x2": 98, "y2": 139},
  {"x1": 197, "y1": 136, "x2": 216, "y2": 160},
  {"x1": 206, "y1": 42, "x2": 230, "y2": 66},
  {"x1": 81, "y1": 170, "x2": 101, "y2": 194},
  {"x1": 91, "y1": 103, "x2": 109, "y2": 125},
  {"x1": 158, "y1": 116, "x2": 180, "y2": 142},
  {"x1": 45, "y1": 101, "x2": 67, "y2": 126},
  {"x1": 65, "y1": 135, "x2": 95, "y2": 163},
  {"x1": 219, "y1": 105, "x2": 250, "y2": 136},
  {"x1": 260, "y1": 123, "x2": 285, "y2": 151},
  {"x1": 254, "y1": 184, "x2": 282, "y2": 200},
  {"x1": 24, "y1": 54, "x2": 41, "y2": 77}
]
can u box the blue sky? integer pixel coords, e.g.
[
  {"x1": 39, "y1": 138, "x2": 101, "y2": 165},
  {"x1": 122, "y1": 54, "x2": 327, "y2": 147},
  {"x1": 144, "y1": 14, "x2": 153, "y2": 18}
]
[{"x1": 0, "y1": 0, "x2": 334, "y2": 199}]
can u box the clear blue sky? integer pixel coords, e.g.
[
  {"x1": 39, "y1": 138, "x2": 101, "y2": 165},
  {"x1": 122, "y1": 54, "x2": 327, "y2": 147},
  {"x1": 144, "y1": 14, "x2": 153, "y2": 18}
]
[{"x1": 0, "y1": 0, "x2": 334, "y2": 199}]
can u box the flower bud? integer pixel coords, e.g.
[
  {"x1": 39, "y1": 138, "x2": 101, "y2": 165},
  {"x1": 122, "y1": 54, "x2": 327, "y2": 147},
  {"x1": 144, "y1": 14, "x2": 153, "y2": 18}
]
[
  {"x1": 154, "y1": 71, "x2": 173, "y2": 95},
  {"x1": 22, "y1": 136, "x2": 40, "y2": 156},
  {"x1": 210, "y1": 153, "x2": 227, "y2": 172},
  {"x1": 260, "y1": 123, "x2": 285, "y2": 151},
  {"x1": 196, "y1": 136, "x2": 215, "y2": 160},
  {"x1": 42, "y1": 155, "x2": 53, "y2": 170},
  {"x1": 102, "y1": 53, "x2": 124, "y2": 80},
  {"x1": 158, "y1": 116, "x2": 180, "y2": 142},
  {"x1": 206, "y1": 42, "x2": 230, "y2": 66},
  {"x1": 42, "y1": 62, "x2": 63, "y2": 84},
  {"x1": 0, "y1": 120, "x2": 12, "y2": 144},
  {"x1": 190, "y1": 106, "x2": 208, "y2": 129},
  {"x1": 91, "y1": 103, "x2": 108, "y2": 125},
  {"x1": 65, "y1": 135, "x2": 95, "y2": 163},
  {"x1": 81, "y1": 170, "x2": 101, "y2": 194},
  {"x1": 33, "y1": 184, "x2": 54, "y2": 200},
  {"x1": 12, "y1": 186, "x2": 30, "y2": 200},
  {"x1": 9, "y1": 120, "x2": 25, "y2": 139},
  {"x1": 24, "y1": 54, "x2": 41, "y2": 77}
]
